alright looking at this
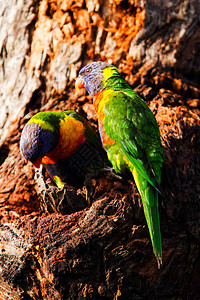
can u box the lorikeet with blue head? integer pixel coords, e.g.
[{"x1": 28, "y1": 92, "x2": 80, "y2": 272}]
[
  {"x1": 75, "y1": 61, "x2": 165, "y2": 267},
  {"x1": 20, "y1": 110, "x2": 107, "y2": 189}
]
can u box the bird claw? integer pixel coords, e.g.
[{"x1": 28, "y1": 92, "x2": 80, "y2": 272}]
[{"x1": 100, "y1": 166, "x2": 123, "y2": 181}]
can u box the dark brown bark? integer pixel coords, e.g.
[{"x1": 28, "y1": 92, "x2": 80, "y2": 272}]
[{"x1": 0, "y1": 0, "x2": 200, "y2": 299}]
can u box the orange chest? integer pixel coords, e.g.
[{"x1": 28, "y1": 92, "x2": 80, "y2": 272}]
[
  {"x1": 93, "y1": 90, "x2": 113, "y2": 121},
  {"x1": 42, "y1": 134, "x2": 85, "y2": 164},
  {"x1": 93, "y1": 90, "x2": 115, "y2": 147}
]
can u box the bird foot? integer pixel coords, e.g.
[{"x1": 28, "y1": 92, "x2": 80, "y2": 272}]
[{"x1": 100, "y1": 166, "x2": 123, "y2": 181}]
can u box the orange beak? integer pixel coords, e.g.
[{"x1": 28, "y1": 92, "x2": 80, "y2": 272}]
[
  {"x1": 32, "y1": 157, "x2": 42, "y2": 169},
  {"x1": 75, "y1": 76, "x2": 85, "y2": 90}
]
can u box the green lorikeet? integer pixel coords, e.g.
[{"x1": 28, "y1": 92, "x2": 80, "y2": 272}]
[
  {"x1": 75, "y1": 61, "x2": 165, "y2": 267},
  {"x1": 20, "y1": 110, "x2": 107, "y2": 189}
]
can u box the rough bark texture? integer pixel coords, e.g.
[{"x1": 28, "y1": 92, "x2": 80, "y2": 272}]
[{"x1": 0, "y1": 0, "x2": 200, "y2": 299}]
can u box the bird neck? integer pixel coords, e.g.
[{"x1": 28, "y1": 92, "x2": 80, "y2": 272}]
[
  {"x1": 42, "y1": 116, "x2": 86, "y2": 164},
  {"x1": 93, "y1": 74, "x2": 130, "y2": 116},
  {"x1": 102, "y1": 71, "x2": 130, "y2": 91}
]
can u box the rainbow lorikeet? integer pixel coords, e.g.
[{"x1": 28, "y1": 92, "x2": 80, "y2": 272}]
[
  {"x1": 20, "y1": 110, "x2": 107, "y2": 189},
  {"x1": 75, "y1": 61, "x2": 165, "y2": 267}
]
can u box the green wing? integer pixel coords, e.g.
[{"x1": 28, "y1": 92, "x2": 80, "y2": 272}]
[{"x1": 103, "y1": 90, "x2": 164, "y2": 192}]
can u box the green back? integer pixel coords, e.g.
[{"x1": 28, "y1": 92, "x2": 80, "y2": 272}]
[{"x1": 102, "y1": 68, "x2": 164, "y2": 191}]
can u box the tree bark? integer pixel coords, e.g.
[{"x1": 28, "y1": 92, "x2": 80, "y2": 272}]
[{"x1": 0, "y1": 0, "x2": 200, "y2": 299}]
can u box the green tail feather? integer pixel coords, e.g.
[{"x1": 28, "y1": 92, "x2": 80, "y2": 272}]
[
  {"x1": 142, "y1": 188, "x2": 162, "y2": 268},
  {"x1": 133, "y1": 169, "x2": 162, "y2": 268}
]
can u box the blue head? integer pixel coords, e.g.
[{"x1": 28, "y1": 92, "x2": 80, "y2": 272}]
[
  {"x1": 20, "y1": 122, "x2": 59, "y2": 168},
  {"x1": 75, "y1": 61, "x2": 111, "y2": 96}
]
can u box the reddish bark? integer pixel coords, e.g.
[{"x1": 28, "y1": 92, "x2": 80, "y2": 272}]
[{"x1": 0, "y1": 0, "x2": 200, "y2": 299}]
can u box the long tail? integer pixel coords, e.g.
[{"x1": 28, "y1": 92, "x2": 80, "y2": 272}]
[{"x1": 132, "y1": 169, "x2": 162, "y2": 268}]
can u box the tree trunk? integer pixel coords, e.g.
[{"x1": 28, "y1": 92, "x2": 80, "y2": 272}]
[{"x1": 0, "y1": 0, "x2": 200, "y2": 299}]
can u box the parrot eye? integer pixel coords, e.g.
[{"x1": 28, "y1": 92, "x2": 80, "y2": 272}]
[{"x1": 85, "y1": 67, "x2": 91, "y2": 74}]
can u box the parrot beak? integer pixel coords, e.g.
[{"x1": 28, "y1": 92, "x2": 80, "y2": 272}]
[
  {"x1": 32, "y1": 157, "x2": 42, "y2": 169},
  {"x1": 75, "y1": 76, "x2": 85, "y2": 90}
]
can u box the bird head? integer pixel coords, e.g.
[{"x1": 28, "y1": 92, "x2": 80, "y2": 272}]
[
  {"x1": 75, "y1": 61, "x2": 122, "y2": 96},
  {"x1": 20, "y1": 115, "x2": 60, "y2": 168}
]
